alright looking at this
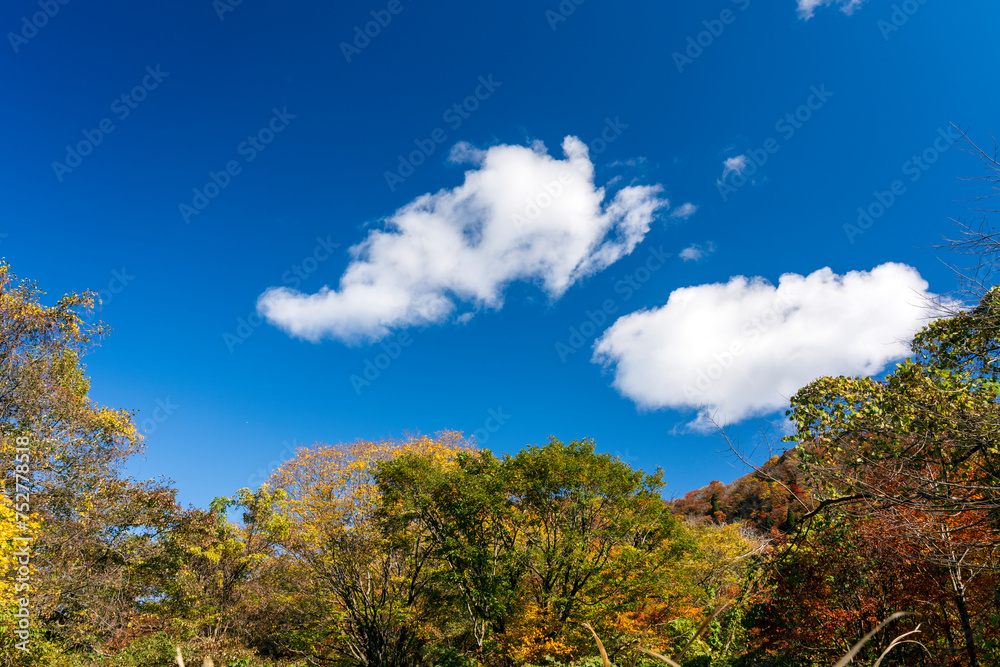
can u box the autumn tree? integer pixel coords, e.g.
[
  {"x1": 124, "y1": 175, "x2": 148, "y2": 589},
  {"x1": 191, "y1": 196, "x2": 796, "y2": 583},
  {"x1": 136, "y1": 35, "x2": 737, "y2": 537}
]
[
  {"x1": 747, "y1": 511, "x2": 928, "y2": 665},
  {"x1": 662, "y1": 519, "x2": 763, "y2": 665},
  {"x1": 0, "y1": 262, "x2": 187, "y2": 662},
  {"x1": 787, "y1": 290, "x2": 1000, "y2": 666},
  {"x1": 377, "y1": 437, "x2": 697, "y2": 665},
  {"x1": 263, "y1": 432, "x2": 474, "y2": 666},
  {"x1": 141, "y1": 486, "x2": 291, "y2": 651}
]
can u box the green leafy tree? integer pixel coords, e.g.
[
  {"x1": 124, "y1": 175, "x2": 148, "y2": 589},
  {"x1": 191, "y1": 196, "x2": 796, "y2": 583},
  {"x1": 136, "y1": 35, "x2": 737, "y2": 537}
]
[{"x1": 377, "y1": 437, "x2": 685, "y2": 664}]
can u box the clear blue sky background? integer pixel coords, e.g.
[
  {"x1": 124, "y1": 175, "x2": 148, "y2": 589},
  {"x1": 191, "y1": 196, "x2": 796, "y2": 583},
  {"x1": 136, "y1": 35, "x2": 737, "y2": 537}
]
[{"x1": 3, "y1": 0, "x2": 997, "y2": 509}]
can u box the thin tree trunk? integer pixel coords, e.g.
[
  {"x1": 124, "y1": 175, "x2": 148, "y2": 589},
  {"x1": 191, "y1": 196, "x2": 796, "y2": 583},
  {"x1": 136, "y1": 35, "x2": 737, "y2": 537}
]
[
  {"x1": 939, "y1": 519, "x2": 979, "y2": 667},
  {"x1": 950, "y1": 571, "x2": 979, "y2": 667},
  {"x1": 938, "y1": 597, "x2": 957, "y2": 658}
]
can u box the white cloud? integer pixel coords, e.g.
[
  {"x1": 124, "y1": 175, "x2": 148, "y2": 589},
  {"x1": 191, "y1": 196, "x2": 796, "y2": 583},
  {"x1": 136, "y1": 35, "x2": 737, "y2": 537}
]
[
  {"x1": 609, "y1": 157, "x2": 647, "y2": 168},
  {"x1": 720, "y1": 155, "x2": 747, "y2": 181},
  {"x1": 797, "y1": 0, "x2": 866, "y2": 20},
  {"x1": 593, "y1": 263, "x2": 940, "y2": 429},
  {"x1": 670, "y1": 202, "x2": 698, "y2": 220},
  {"x1": 679, "y1": 242, "x2": 716, "y2": 262},
  {"x1": 258, "y1": 136, "x2": 669, "y2": 343}
]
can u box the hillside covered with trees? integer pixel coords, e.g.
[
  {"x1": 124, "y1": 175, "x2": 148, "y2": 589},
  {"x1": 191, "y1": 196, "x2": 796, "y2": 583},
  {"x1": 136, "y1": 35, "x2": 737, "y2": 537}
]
[{"x1": 672, "y1": 451, "x2": 810, "y2": 531}]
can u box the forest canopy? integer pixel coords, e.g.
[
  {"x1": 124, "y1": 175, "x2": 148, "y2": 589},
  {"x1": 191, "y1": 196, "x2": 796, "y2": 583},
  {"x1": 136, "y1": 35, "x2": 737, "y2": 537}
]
[{"x1": 3, "y1": 216, "x2": 1000, "y2": 666}]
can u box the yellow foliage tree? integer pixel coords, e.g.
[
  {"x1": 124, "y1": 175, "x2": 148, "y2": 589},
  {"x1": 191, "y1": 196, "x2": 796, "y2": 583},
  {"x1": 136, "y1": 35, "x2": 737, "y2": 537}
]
[
  {"x1": 0, "y1": 262, "x2": 169, "y2": 661},
  {"x1": 264, "y1": 431, "x2": 474, "y2": 666}
]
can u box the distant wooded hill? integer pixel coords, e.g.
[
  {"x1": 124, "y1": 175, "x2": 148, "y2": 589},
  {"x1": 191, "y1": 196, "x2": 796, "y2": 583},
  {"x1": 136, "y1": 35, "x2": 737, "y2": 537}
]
[{"x1": 672, "y1": 449, "x2": 812, "y2": 531}]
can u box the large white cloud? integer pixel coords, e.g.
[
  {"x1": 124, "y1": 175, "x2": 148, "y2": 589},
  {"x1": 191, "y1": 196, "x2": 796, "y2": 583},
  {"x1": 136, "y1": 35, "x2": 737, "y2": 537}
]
[
  {"x1": 257, "y1": 137, "x2": 668, "y2": 343},
  {"x1": 593, "y1": 263, "x2": 940, "y2": 429},
  {"x1": 797, "y1": 0, "x2": 866, "y2": 20}
]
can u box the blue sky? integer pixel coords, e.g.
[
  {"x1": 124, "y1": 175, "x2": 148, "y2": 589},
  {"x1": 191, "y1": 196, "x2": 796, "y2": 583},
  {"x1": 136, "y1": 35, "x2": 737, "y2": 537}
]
[{"x1": 3, "y1": 0, "x2": 997, "y2": 509}]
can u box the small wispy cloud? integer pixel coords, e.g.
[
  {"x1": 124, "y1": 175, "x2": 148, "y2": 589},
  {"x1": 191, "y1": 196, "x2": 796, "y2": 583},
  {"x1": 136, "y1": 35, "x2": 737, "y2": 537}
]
[
  {"x1": 679, "y1": 242, "x2": 716, "y2": 262},
  {"x1": 797, "y1": 0, "x2": 866, "y2": 20},
  {"x1": 720, "y1": 155, "x2": 747, "y2": 181},
  {"x1": 670, "y1": 202, "x2": 698, "y2": 220},
  {"x1": 609, "y1": 157, "x2": 647, "y2": 168}
]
